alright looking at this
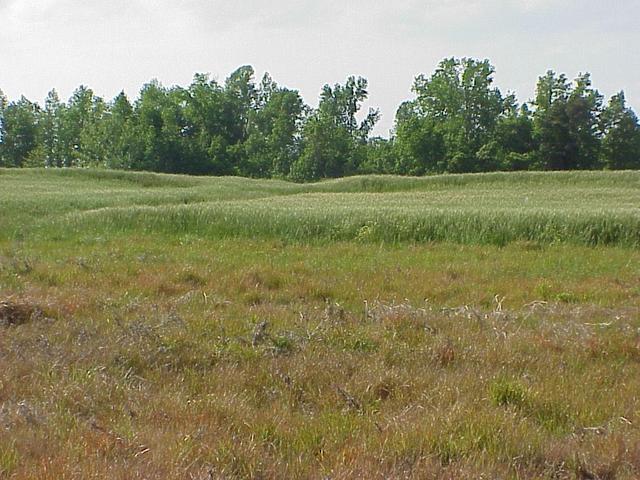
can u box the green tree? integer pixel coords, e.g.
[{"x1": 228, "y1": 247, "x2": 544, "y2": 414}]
[
  {"x1": 241, "y1": 74, "x2": 306, "y2": 177},
  {"x1": 0, "y1": 89, "x2": 7, "y2": 126},
  {"x1": 183, "y1": 73, "x2": 237, "y2": 175},
  {"x1": 40, "y1": 90, "x2": 66, "y2": 167},
  {"x1": 394, "y1": 110, "x2": 446, "y2": 175},
  {"x1": 102, "y1": 91, "x2": 135, "y2": 169},
  {"x1": 77, "y1": 96, "x2": 107, "y2": 167},
  {"x1": 0, "y1": 96, "x2": 40, "y2": 167},
  {"x1": 532, "y1": 71, "x2": 602, "y2": 170},
  {"x1": 404, "y1": 57, "x2": 505, "y2": 172},
  {"x1": 183, "y1": 68, "x2": 274, "y2": 175},
  {"x1": 293, "y1": 76, "x2": 379, "y2": 180},
  {"x1": 130, "y1": 81, "x2": 189, "y2": 173},
  {"x1": 359, "y1": 137, "x2": 396, "y2": 174},
  {"x1": 478, "y1": 102, "x2": 535, "y2": 171},
  {"x1": 292, "y1": 115, "x2": 353, "y2": 180},
  {"x1": 566, "y1": 73, "x2": 602, "y2": 169},
  {"x1": 0, "y1": 89, "x2": 7, "y2": 166},
  {"x1": 222, "y1": 66, "x2": 259, "y2": 171},
  {"x1": 58, "y1": 86, "x2": 106, "y2": 167},
  {"x1": 600, "y1": 92, "x2": 640, "y2": 169},
  {"x1": 224, "y1": 65, "x2": 257, "y2": 142}
]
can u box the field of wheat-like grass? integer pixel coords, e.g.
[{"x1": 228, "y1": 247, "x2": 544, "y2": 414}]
[{"x1": 2, "y1": 169, "x2": 639, "y2": 246}]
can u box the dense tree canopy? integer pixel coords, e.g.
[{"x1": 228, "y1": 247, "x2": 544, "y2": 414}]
[
  {"x1": 531, "y1": 72, "x2": 603, "y2": 170},
  {"x1": 292, "y1": 76, "x2": 379, "y2": 180},
  {"x1": 1, "y1": 96, "x2": 40, "y2": 167},
  {"x1": 600, "y1": 92, "x2": 640, "y2": 170},
  {"x1": 1, "y1": 58, "x2": 638, "y2": 179}
]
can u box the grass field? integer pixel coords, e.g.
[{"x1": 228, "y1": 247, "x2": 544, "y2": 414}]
[{"x1": 1, "y1": 169, "x2": 639, "y2": 479}]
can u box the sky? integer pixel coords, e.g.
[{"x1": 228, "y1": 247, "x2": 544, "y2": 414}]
[{"x1": 1, "y1": 0, "x2": 639, "y2": 136}]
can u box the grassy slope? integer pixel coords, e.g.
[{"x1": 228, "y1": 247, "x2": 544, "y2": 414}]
[
  {"x1": 2, "y1": 168, "x2": 639, "y2": 246},
  {"x1": 1, "y1": 169, "x2": 640, "y2": 479}
]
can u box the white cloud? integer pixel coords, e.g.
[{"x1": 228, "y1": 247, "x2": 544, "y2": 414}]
[{"x1": 1, "y1": 0, "x2": 639, "y2": 135}]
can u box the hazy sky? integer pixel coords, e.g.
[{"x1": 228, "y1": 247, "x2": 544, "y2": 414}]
[{"x1": 1, "y1": 0, "x2": 639, "y2": 136}]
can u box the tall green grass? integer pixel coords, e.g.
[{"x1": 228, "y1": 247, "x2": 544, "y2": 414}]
[{"x1": 2, "y1": 168, "x2": 639, "y2": 246}]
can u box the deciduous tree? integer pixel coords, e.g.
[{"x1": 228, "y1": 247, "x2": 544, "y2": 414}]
[
  {"x1": 600, "y1": 92, "x2": 640, "y2": 169},
  {"x1": 0, "y1": 97, "x2": 40, "y2": 167}
]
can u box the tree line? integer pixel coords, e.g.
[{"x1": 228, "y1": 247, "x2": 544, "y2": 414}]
[{"x1": 1, "y1": 58, "x2": 639, "y2": 180}]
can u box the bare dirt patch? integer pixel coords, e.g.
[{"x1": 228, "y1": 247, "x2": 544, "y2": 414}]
[{"x1": 0, "y1": 300, "x2": 46, "y2": 327}]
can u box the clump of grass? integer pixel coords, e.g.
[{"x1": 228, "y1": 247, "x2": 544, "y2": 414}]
[
  {"x1": 490, "y1": 378, "x2": 528, "y2": 407},
  {"x1": 490, "y1": 379, "x2": 574, "y2": 434},
  {"x1": 431, "y1": 338, "x2": 456, "y2": 366},
  {"x1": 0, "y1": 442, "x2": 19, "y2": 477},
  {"x1": 269, "y1": 334, "x2": 297, "y2": 356}
]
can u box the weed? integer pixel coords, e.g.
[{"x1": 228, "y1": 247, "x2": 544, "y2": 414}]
[
  {"x1": 431, "y1": 338, "x2": 456, "y2": 366},
  {"x1": 269, "y1": 334, "x2": 296, "y2": 356},
  {"x1": 0, "y1": 443, "x2": 19, "y2": 476},
  {"x1": 490, "y1": 378, "x2": 528, "y2": 407}
]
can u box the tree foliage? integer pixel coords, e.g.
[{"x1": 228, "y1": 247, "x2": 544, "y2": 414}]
[
  {"x1": 1, "y1": 60, "x2": 638, "y2": 178},
  {"x1": 532, "y1": 72, "x2": 603, "y2": 170},
  {"x1": 600, "y1": 92, "x2": 640, "y2": 169},
  {"x1": 292, "y1": 76, "x2": 379, "y2": 180},
  {"x1": 0, "y1": 96, "x2": 40, "y2": 167}
]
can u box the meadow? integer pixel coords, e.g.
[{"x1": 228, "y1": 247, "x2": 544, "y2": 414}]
[
  {"x1": 2, "y1": 169, "x2": 639, "y2": 246},
  {"x1": 1, "y1": 169, "x2": 639, "y2": 479}
]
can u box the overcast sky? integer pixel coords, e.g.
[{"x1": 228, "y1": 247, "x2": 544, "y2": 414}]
[{"x1": 1, "y1": 0, "x2": 639, "y2": 136}]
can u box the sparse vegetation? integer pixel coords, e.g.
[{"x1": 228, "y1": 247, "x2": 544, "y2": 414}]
[{"x1": 1, "y1": 169, "x2": 639, "y2": 478}]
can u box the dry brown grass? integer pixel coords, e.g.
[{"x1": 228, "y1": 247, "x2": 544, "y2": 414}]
[{"x1": 1, "y1": 237, "x2": 639, "y2": 479}]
